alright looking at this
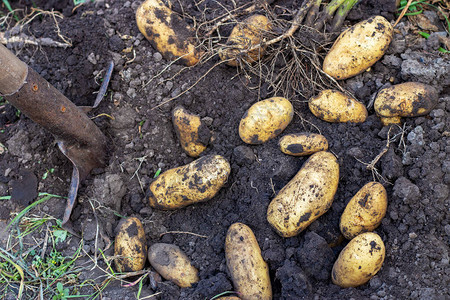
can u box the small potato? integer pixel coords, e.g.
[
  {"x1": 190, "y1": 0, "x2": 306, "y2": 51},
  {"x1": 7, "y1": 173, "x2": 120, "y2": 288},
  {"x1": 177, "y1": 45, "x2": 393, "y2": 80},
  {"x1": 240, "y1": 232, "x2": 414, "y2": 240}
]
[
  {"x1": 374, "y1": 82, "x2": 439, "y2": 125},
  {"x1": 136, "y1": 0, "x2": 201, "y2": 66},
  {"x1": 172, "y1": 106, "x2": 211, "y2": 157},
  {"x1": 148, "y1": 243, "x2": 198, "y2": 288},
  {"x1": 148, "y1": 154, "x2": 231, "y2": 209},
  {"x1": 219, "y1": 15, "x2": 271, "y2": 67},
  {"x1": 226, "y1": 223, "x2": 272, "y2": 300},
  {"x1": 267, "y1": 151, "x2": 339, "y2": 237},
  {"x1": 114, "y1": 217, "x2": 147, "y2": 272},
  {"x1": 340, "y1": 182, "x2": 387, "y2": 240},
  {"x1": 323, "y1": 16, "x2": 393, "y2": 80},
  {"x1": 279, "y1": 133, "x2": 328, "y2": 156},
  {"x1": 239, "y1": 97, "x2": 293, "y2": 145},
  {"x1": 309, "y1": 90, "x2": 367, "y2": 123},
  {"x1": 332, "y1": 232, "x2": 385, "y2": 288}
]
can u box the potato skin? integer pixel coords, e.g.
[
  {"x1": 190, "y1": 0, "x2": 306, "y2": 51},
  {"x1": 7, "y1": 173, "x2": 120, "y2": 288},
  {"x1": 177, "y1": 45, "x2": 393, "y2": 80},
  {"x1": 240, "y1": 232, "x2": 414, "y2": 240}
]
[
  {"x1": 136, "y1": 0, "x2": 201, "y2": 66},
  {"x1": 148, "y1": 243, "x2": 198, "y2": 288},
  {"x1": 267, "y1": 151, "x2": 339, "y2": 237},
  {"x1": 114, "y1": 217, "x2": 147, "y2": 272},
  {"x1": 148, "y1": 154, "x2": 231, "y2": 209},
  {"x1": 323, "y1": 16, "x2": 393, "y2": 80},
  {"x1": 340, "y1": 182, "x2": 387, "y2": 240},
  {"x1": 309, "y1": 90, "x2": 367, "y2": 123},
  {"x1": 219, "y1": 15, "x2": 271, "y2": 67},
  {"x1": 332, "y1": 232, "x2": 385, "y2": 288},
  {"x1": 239, "y1": 97, "x2": 294, "y2": 144},
  {"x1": 374, "y1": 82, "x2": 439, "y2": 125},
  {"x1": 279, "y1": 133, "x2": 328, "y2": 156},
  {"x1": 225, "y1": 223, "x2": 272, "y2": 300},
  {"x1": 172, "y1": 106, "x2": 210, "y2": 157}
]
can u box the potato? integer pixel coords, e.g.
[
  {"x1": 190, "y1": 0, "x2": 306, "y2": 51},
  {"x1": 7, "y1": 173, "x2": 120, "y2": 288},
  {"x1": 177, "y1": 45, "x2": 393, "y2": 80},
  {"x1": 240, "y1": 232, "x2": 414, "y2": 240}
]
[
  {"x1": 279, "y1": 133, "x2": 328, "y2": 156},
  {"x1": 323, "y1": 16, "x2": 393, "y2": 80},
  {"x1": 225, "y1": 223, "x2": 272, "y2": 300},
  {"x1": 114, "y1": 217, "x2": 147, "y2": 272},
  {"x1": 340, "y1": 182, "x2": 387, "y2": 240},
  {"x1": 374, "y1": 82, "x2": 439, "y2": 125},
  {"x1": 148, "y1": 154, "x2": 230, "y2": 209},
  {"x1": 148, "y1": 243, "x2": 198, "y2": 288},
  {"x1": 219, "y1": 15, "x2": 271, "y2": 67},
  {"x1": 267, "y1": 151, "x2": 339, "y2": 237},
  {"x1": 332, "y1": 232, "x2": 385, "y2": 288},
  {"x1": 308, "y1": 90, "x2": 367, "y2": 123},
  {"x1": 239, "y1": 97, "x2": 293, "y2": 145},
  {"x1": 172, "y1": 106, "x2": 210, "y2": 157},
  {"x1": 136, "y1": 0, "x2": 201, "y2": 66}
]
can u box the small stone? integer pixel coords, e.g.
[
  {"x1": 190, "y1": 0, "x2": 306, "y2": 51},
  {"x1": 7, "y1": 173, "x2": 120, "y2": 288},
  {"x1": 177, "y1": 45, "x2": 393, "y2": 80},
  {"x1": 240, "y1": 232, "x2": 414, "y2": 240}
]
[
  {"x1": 233, "y1": 146, "x2": 255, "y2": 166},
  {"x1": 409, "y1": 232, "x2": 417, "y2": 239},
  {"x1": 126, "y1": 88, "x2": 137, "y2": 98},
  {"x1": 153, "y1": 52, "x2": 163, "y2": 62},
  {"x1": 87, "y1": 52, "x2": 97, "y2": 65}
]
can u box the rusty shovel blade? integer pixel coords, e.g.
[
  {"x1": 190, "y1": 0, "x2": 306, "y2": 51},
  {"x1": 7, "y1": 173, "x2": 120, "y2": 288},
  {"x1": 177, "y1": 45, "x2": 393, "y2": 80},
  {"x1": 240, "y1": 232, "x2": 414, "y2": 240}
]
[{"x1": 1, "y1": 43, "x2": 112, "y2": 233}]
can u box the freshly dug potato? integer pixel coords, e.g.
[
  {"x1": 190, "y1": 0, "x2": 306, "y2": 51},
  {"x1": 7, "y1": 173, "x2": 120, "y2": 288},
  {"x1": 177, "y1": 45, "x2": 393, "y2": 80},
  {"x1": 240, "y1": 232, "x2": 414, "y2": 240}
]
[
  {"x1": 114, "y1": 217, "x2": 147, "y2": 272},
  {"x1": 172, "y1": 106, "x2": 211, "y2": 157},
  {"x1": 323, "y1": 16, "x2": 393, "y2": 80},
  {"x1": 136, "y1": 0, "x2": 201, "y2": 66},
  {"x1": 267, "y1": 151, "x2": 339, "y2": 237},
  {"x1": 148, "y1": 243, "x2": 198, "y2": 288},
  {"x1": 309, "y1": 90, "x2": 368, "y2": 123},
  {"x1": 219, "y1": 15, "x2": 271, "y2": 67},
  {"x1": 340, "y1": 182, "x2": 387, "y2": 240},
  {"x1": 239, "y1": 97, "x2": 293, "y2": 145},
  {"x1": 225, "y1": 223, "x2": 272, "y2": 300},
  {"x1": 374, "y1": 82, "x2": 439, "y2": 125},
  {"x1": 332, "y1": 232, "x2": 385, "y2": 288},
  {"x1": 148, "y1": 154, "x2": 230, "y2": 209},
  {"x1": 279, "y1": 132, "x2": 328, "y2": 156}
]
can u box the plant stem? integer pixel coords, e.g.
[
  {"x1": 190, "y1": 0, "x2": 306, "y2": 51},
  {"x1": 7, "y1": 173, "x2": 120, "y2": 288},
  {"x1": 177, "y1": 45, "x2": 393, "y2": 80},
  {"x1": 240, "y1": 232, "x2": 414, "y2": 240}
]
[
  {"x1": 305, "y1": 0, "x2": 322, "y2": 27},
  {"x1": 331, "y1": 0, "x2": 359, "y2": 32},
  {"x1": 314, "y1": 0, "x2": 346, "y2": 31}
]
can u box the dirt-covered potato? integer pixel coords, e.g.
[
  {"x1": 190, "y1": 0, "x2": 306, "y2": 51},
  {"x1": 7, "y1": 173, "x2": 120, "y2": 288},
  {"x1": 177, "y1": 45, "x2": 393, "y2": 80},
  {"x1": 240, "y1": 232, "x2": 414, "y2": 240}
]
[
  {"x1": 267, "y1": 151, "x2": 339, "y2": 237},
  {"x1": 340, "y1": 182, "x2": 387, "y2": 240},
  {"x1": 239, "y1": 97, "x2": 293, "y2": 145},
  {"x1": 279, "y1": 133, "x2": 328, "y2": 156},
  {"x1": 332, "y1": 232, "x2": 385, "y2": 288},
  {"x1": 374, "y1": 82, "x2": 439, "y2": 125},
  {"x1": 225, "y1": 223, "x2": 272, "y2": 300},
  {"x1": 148, "y1": 243, "x2": 198, "y2": 288},
  {"x1": 114, "y1": 217, "x2": 147, "y2": 272},
  {"x1": 219, "y1": 15, "x2": 271, "y2": 67},
  {"x1": 172, "y1": 106, "x2": 210, "y2": 157},
  {"x1": 136, "y1": 0, "x2": 201, "y2": 66},
  {"x1": 309, "y1": 90, "x2": 367, "y2": 123},
  {"x1": 323, "y1": 16, "x2": 393, "y2": 80},
  {"x1": 148, "y1": 154, "x2": 230, "y2": 209}
]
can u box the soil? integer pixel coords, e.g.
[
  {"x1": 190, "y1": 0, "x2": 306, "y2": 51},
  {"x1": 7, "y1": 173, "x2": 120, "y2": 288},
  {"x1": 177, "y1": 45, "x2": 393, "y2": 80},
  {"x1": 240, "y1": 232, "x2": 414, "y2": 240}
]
[{"x1": 1, "y1": 0, "x2": 449, "y2": 299}]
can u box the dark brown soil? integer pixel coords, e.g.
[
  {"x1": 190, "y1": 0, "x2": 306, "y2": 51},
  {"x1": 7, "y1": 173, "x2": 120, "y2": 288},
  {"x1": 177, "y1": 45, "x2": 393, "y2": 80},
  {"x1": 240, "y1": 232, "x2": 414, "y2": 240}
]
[{"x1": 0, "y1": 0, "x2": 449, "y2": 299}]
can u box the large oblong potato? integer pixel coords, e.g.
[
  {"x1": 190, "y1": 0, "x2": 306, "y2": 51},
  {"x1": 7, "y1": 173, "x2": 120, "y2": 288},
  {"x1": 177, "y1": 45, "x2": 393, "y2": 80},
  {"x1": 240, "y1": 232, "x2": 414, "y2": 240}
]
[
  {"x1": 323, "y1": 16, "x2": 393, "y2": 80},
  {"x1": 148, "y1": 243, "x2": 198, "y2": 288},
  {"x1": 148, "y1": 154, "x2": 231, "y2": 209},
  {"x1": 239, "y1": 97, "x2": 293, "y2": 144},
  {"x1": 340, "y1": 182, "x2": 387, "y2": 240},
  {"x1": 309, "y1": 90, "x2": 367, "y2": 123},
  {"x1": 219, "y1": 15, "x2": 272, "y2": 67},
  {"x1": 267, "y1": 151, "x2": 339, "y2": 237},
  {"x1": 279, "y1": 132, "x2": 328, "y2": 156},
  {"x1": 332, "y1": 232, "x2": 385, "y2": 288},
  {"x1": 225, "y1": 223, "x2": 272, "y2": 300},
  {"x1": 114, "y1": 217, "x2": 147, "y2": 272},
  {"x1": 172, "y1": 106, "x2": 210, "y2": 157},
  {"x1": 136, "y1": 0, "x2": 201, "y2": 66},
  {"x1": 374, "y1": 82, "x2": 439, "y2": 125}
]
